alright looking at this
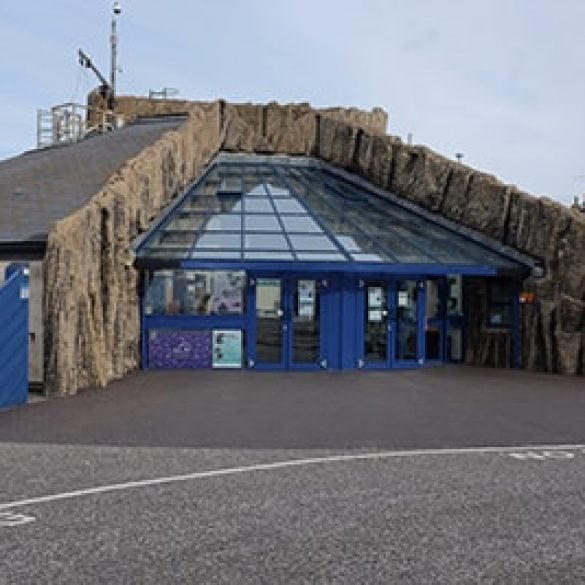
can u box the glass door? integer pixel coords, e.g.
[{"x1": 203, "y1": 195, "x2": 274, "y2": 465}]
[
  {"x1": 254, "y1": 278, "x2": 285, "y2": 368},
  {"x1": 290, "y1": 278, "x2": 322, "y2": 368},
  {"x1": 425, "y1": 279, "x2": 444, "y2": 362},
  {"x1": 364, "y1": 281, "x2": 390, "y2": 367},
  {"x1": 395, "y1": 280, "x2": 419, "y2": 363}
]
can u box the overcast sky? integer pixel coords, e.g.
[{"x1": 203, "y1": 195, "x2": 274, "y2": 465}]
[{"x1": 0, "y1": 1, "x2": 583, "y2": 205}]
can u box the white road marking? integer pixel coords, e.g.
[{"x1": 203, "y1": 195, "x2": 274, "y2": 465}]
[
  {"x1": 507, "y1": 450, "x2": 577, "y2": 460},
  {"x1": 0, "y1": 512, "x2": 36, "y2": 527},
  {"x1": 0, "y1": 443, "x2": 584, "y2": 516}
]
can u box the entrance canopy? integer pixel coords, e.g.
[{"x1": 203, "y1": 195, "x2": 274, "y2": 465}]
[{"x1": 134, "y1": 153, "x2": 538, "y2": 276}]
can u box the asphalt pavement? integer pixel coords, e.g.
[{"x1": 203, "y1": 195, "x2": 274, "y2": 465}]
[{"x1": 1, "y1": 366, "x2": 584, "y2": 584}]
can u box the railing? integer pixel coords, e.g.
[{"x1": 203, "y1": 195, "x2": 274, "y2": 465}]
[
  {"x1": 36, "y1": 102, "x2": 118, "y2": 149},
  {"x1": 0, "y1": 266, "x2": 29, "y2": 408}
]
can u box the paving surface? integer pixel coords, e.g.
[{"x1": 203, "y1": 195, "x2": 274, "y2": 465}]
[{"x1": 1, "y1": 366, "x2": 585, "y2": 584}]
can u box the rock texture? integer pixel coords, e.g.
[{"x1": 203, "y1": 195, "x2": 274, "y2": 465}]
[{"x1": 44, "y1": 99, "x2": 584, "y2": 395}]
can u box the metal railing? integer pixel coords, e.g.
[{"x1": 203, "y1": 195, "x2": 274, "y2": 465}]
[{"x1": 36, "y1": 102, "x2": 118, "y2": 149}]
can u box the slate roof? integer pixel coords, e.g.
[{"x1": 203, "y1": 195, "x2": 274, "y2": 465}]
[{"x1": 0, "y1": 117, "x2": 185, "y2": 251}]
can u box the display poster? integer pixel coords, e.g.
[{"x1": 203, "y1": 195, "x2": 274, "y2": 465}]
[
  {"x1": 368, "y1": 309, "x2": 383, "y2": 323},
  {"x1": 398, "y1": 291, "x2": 410, "y2": 307},
  {"x1": 148, "y1": 330, "x2": 212, "y2": 369},
  {"x1": 212, "y1": 330, "x2": 243, "y2": 368},
  {"x1": 298, "y1": 280, "x2": 316, "y2": 320},
  {"x1": 368, "y1": 287, "x2": 383, "y2": 308}
]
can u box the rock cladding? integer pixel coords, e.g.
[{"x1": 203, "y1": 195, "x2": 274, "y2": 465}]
[{"x1": 44, "y1": 100, "x2": 584, "y2": 394}]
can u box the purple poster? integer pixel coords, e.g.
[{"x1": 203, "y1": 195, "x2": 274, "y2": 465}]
[{"x1": 148, "y1": 330, "x2": 212, "y2": 369}]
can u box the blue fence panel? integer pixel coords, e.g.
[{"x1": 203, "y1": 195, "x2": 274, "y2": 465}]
[{"x1": 0, "y1": 266, "x2": 29, "y2": 408}]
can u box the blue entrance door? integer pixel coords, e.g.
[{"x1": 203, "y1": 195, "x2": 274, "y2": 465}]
[
  {"x1": 252, "y1": 276, "x2": 325, "y2": 370},
  {"x1": 362, "y1": 278, "x2": 425, "y2": 368}
]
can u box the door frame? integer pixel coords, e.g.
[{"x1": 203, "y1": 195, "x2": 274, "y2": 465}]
[
  {"x1": 248, "y1": 273, "x2": 329, "y2": 370},
  {"x1": 357, "y1": 276, "x2": 429, "y2": 369}
]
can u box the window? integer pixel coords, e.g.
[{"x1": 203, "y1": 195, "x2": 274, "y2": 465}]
[
  {"x1": 447, "y1": 275, "x2": 463, "y2": 316},
  {"x1": 487, "y1": 279, "x2": 514, "y2": 327},
  {"x1": 144, "y1": 270, "x2": 245, "y2": 316}
]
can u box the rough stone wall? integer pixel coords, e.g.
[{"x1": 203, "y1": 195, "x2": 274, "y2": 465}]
[
  {"x1": 45, "y1": 99, "x2": 584, "y2": 395},
  {"x1": 44, "y1": 103, "x2": 224, "y2": 394},
  {"x1": 332, "y1": 127, "x2": 584, "y2": 375},
  {"x1": 87, "y1": 92, "x2": 388, "y2": 137}
]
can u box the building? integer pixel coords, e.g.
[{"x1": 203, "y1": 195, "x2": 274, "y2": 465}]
[{"x1": 0, "y1": 97, "x2": 583, "y2": 396}]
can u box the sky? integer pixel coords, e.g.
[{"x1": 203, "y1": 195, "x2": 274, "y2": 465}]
[{"x1": 0, "y1": 1, "x2": 583, "y2": 206}]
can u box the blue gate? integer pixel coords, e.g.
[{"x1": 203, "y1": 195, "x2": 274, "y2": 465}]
[{"x1": 0, "y1": 265, "x2": 29, "y2": 408}]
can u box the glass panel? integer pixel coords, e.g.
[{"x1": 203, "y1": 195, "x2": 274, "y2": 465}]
[
  {"x1": 166, "y1": 214, "x2": 207, "y2": 231},
  {"x1": 351, "y1": 253, "x2": 384, "y2": 262},
  {"x1": 243, "y1": 183, "x2": 267, "y2": 197},
  {"x1": 194, "y1": 233, "x2": 241, "y2": 249},
  {"x1": 144, "y1": 270, "x2": 245, "y2": 316},
  {"x1": 181, "y1": 196, "x2": 223, "y2": 213},
  {"x1": 139, "y1": 160, "x2": 527, "y2": 273},
  {"x1": 488, "y1": 279, "x2": 514, "y2": 327},
  {"x1": 205, "y1": 214, "x2": 242, "y2": 231},
  {"x1": 244, "y1": 233, "x2": 289, "y2": 250},
  {"x1": 288, "y1": 234, "x2": 337, "y2": 251},
  {"x1": 139, "y1": 248, "x2": 187, "y2": 259},
  {"x1": 244, "y1": 251, "x2": 294, "y2": 260},
  {"x1": 365, "y1": 283, "x2": 387, "y2": 362},
  {"x1": 266, "y1": 183, "x2": 291, "y2": 197},
  {"x1": 292, "y1": 279, "x2": 320, "y2": 363},
  {"x1": 447, "y1": 275, "x2": 463, "y2": 316},
  {"x1": 150, "y1": 232, "x2": 195, "y2": 246},
  {"x1": 244, "y1": 215, "x2": 282, "y2": 232},
  {"x1": 488, "y1": 305, "x2": 512, "y2": 327},
  {"x1": 396, "y1": 280, "x2": 418, "y2": 361},
  {"x1": 425, "y1": 279, "x2": 442, "y2": 361},
  {"x1": 244, "y1": 198, "x2": 273, "y2": 213},
  {"x1": 447, "y1": 327, "x2": 463, "y2": 361},
  {"x1": 255, "y1": 278, "x2": 283, "y2": 364},
  {"x1": 426, "y1": 280, "x2": 441, "y2": 320},
  {"x1": 273, "y1": 199, "x2": 306, "y2": 213},
  {"x1": 490, "y1": 280, "x2": 514, "y2": 303},
  {"x1": 280, "y1": 215, "x2": 322, "y2": 233},
  {"x1": 295, "y1": 252, "x2": 345, "y2": 261},
  {"x1": 190, "y1": 250, "x2": 241, "y2": 259},
  {"x1": 218, "y1": 171, "x2": 242, "y2": 194}
]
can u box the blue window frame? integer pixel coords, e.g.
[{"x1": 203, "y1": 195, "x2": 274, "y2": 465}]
[{"x1": 135, "y1": 153, "x2": 540, "y2": 372}]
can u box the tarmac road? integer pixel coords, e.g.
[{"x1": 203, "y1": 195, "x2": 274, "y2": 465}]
[{"x1": 1, "y1": 366, "x2": 584, "y2": 584}]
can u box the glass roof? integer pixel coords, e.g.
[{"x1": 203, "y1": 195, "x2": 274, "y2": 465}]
[{"x1": 135, "y1": 155, "x2": 533, "y2": 273}]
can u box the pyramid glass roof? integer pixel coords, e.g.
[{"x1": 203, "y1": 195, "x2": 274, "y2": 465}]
[{"x1": 134, "y1": 154, "x2": 537, "y2": 275}]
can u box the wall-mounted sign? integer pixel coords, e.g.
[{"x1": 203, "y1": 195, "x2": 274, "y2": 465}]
[
  {"x1": 212, "y1": 330, "x2": 243, "y2": 368},
  {"x1": 298, "y1": 280, "x2": 316, "y2": 320},
  {"x1": 398, "y1": 291, "x2": 409, "y2": 307},
  {"x1": 368, "y1": 287, "x2": 383, "y2": 308}
]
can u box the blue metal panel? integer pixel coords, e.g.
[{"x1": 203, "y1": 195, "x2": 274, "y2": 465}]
[
  {"x1": 416, "y1": 280, "x2": 426, "y2": 364},
  {"x1": 340, "y1": 276, "x2": 358, "y2": 370},
  {"x1": 0, "y1": 267, "x2": 28, "y2": 408},
  {"x1": 177, "y1": 259, "x2": 499, "y2": 277}
]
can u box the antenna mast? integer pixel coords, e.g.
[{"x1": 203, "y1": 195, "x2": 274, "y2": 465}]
[{"x1": 110, "y1": 2, "x2": 122, "y2": 111}]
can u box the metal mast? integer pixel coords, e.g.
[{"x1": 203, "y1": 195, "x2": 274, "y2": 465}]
[{"x1": 110, "y1": 2, "x2": 122, "y2": 109}]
